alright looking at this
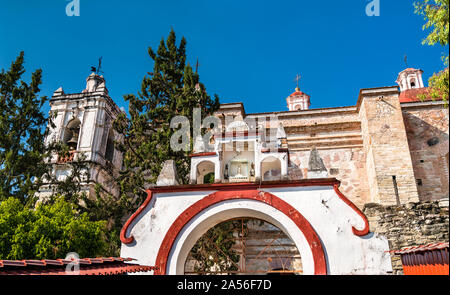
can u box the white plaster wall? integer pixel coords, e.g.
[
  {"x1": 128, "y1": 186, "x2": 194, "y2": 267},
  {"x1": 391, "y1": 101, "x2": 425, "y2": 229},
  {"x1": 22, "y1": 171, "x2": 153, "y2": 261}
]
[
  {"x1": 264, "y1": 187, "x2": 392, "y2": 274},
  {"x1": 120, "y1": 185, "x2": 392, "y2": 275}
]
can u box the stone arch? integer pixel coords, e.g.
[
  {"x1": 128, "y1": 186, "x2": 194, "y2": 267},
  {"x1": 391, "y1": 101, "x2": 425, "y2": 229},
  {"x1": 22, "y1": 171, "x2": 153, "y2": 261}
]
[
  {"x1": 261, "y1": 156, "x2": 282, "y2": 181},
  {"x1": 154, "y1": 190, "x2": 327, "y2": 275},
  {"x1": 226, "y1": 120, "x2": 249, "y2": 132}
]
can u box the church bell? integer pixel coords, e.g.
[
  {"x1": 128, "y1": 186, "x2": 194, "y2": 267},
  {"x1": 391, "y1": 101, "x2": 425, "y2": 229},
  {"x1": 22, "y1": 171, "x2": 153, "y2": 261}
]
[{"x1": 67, "y1": 132, "x2": 79, "y2": 150}]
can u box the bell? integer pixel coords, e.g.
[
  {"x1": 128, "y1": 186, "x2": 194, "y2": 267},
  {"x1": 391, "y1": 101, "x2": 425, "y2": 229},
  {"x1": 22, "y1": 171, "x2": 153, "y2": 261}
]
[{"x1": 67, "y1": 133, "x2": 79, "y2": 150}]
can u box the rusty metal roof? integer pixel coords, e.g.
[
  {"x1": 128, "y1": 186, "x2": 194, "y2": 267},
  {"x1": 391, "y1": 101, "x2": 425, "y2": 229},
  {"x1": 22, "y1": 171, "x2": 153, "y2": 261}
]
[
  {"x1": 391, "y1": 242, "x2": 449, "y2": 255},
  {"x1": 0, "y1": 257, "x2": 157, "y2": 275}
]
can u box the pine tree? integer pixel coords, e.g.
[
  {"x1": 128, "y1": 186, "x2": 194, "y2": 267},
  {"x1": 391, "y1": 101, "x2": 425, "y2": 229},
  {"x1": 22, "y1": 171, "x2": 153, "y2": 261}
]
[
  {"x1": 0, "y1": 52, "x2": 56, "y2": 205},
  {"x1": 114, "y1": 29, "x2": 220, "y2": 206}
]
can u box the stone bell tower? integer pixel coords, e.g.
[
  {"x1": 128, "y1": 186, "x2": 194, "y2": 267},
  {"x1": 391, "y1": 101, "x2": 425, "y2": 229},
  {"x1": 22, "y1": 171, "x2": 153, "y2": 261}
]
[
  {"x1": 38, "y1": 73, "x2": 124, "y2": 199},
  {"x1": 396, "y1": 68, "x2": 425, "y2": 91},
  {"x1": 286, "y1": 75, "x2": 311, "y2": 111}
]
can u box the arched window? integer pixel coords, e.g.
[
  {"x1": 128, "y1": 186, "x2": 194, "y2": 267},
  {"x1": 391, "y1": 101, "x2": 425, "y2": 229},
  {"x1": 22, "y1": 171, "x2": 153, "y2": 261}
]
[
  {"x1": 63, "y1": 118, "x2": 81, "y2": 150},
  {"x1": 410, "y1": 78, "x2": 416, "y2": 88},
  {"x1": 105, "y1": 128, "x2": 115, "y2": 163}
]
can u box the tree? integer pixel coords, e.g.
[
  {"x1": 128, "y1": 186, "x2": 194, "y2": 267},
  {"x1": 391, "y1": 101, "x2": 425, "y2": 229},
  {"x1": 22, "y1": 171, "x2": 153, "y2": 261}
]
[
  {"x1": 114, "y1": 29, "x2": 220, "y2": 207},
  {"x1": 0, "y1": 197, "x2": 107, "y2": 260},
  {"x1": 414, "y1": 0, "x2": 449, "y2": 102},
  {"x1": 0, "y1": 52, "x2": 56, "y2": 206}
]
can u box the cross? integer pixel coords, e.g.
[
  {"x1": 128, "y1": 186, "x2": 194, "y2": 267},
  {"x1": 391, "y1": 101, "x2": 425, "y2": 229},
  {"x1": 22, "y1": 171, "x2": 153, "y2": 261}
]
[
  {"x1": 404, "y1": 55, "x2": 408, "y2": 68},
  {"x1": 195, "y1": 58, "x2": 201, "y2": 74},
  {"x1": 294, "y1": 74, "x2": 301, "y2": 90}
]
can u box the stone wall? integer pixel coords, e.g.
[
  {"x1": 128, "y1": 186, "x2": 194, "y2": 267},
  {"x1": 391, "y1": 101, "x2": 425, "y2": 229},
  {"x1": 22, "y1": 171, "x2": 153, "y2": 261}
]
[
  {"x1": 402, "y1": 103, "x2": 449, "y2": 201},
  {"x1": 364, "y1": 199, "x2": 449, "y2": 274},
  {"x1": 289, "y1": 148, "x2": 369, "y2": 209},
  {"x1": 359, "y1": 90, "x2": 419, "y2": 205}
]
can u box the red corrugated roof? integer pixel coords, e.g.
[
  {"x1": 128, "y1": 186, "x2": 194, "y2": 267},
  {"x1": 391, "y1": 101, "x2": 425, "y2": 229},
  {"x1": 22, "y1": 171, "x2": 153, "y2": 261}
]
[
  {"x1": 0, "y1": 257, "x2": 158, "y2": 275},
  {"x1": 390, "y1": 242, "x2": 449, "y2": 254}
]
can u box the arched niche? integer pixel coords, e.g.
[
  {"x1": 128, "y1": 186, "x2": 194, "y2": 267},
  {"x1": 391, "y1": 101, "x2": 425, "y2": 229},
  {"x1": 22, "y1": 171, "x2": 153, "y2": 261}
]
[
  {"x1": 261, "y1": 156, "x2": 282, "y2": 181},
  {"x1": 196, "y1": 160, "x2": 215, "y2": 184},
  {"x1": 63, "y1": 118, "x2": 81, "y2": 150}
]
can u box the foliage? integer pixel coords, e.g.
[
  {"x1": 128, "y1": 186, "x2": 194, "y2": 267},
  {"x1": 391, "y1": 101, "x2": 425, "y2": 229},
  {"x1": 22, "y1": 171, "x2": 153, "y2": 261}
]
[
  {"x1": 0, "y1": 52, "x2": 57, "y2": 206},
  {"x1": 0, "y1": 52, "x2": 116, "y2": 258},
  {"x1": 414, "y1": 0, "x2": 449, "y2": 102},
  {"x1": 203, "y1": 172, "x2": 215, "y2": 184},
  {"x1": 0, "y1": 197, "x2": 107, "y2": 260},
  {"x1": 190, "y1": 219, "x2": 248, "y2": 274},
  {"x1": 114, "y1": 29, "x2": 220, "y2": 208}
]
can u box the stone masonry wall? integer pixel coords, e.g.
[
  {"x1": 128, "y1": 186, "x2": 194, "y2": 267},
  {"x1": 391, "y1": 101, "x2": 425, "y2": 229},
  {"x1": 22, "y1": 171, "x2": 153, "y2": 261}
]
[
  {"x1": 402, "y1": 104, "x2": 449, "y2": 201},
  {"x1": 364, "y1": 200, "x2": 449, "y2": 274},
  {"x1": 289, "y1": 147, "x2": 369, "y2": 209},
  {"x1": 359, "y1": 93, "x2": 420, "y2": 205}
]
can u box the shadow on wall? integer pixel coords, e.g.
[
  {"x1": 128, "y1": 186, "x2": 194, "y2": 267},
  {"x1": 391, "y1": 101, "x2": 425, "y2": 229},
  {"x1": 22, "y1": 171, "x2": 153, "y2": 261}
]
[{"x1": 403, "y1": 110, "x2": 449, "y2": 201}]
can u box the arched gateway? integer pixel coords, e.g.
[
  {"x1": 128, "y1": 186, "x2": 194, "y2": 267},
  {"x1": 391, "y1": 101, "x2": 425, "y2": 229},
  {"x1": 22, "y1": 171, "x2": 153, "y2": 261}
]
[
  {"x1": 120, "y1": 122, "x2": 392, "y2": 275},
  {"x1": 120, "y1": 179, "x2": 392, "y2": 275}
]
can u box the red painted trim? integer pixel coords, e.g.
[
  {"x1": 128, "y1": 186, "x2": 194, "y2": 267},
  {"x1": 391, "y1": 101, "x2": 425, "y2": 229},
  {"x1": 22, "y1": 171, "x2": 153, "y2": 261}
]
[
  {"x1": 153, "y1": 190, "x2": 327, "y2": 275},
  {"x1": 120, "y1": 179, "x2": 341, "y2": 245},
  {"x1": 120, "y1": 190, "x2": 154, "y2": 244},
  {"x1": 189, "y1": 152, "x2": 217, "y2": 157},
  {"x1": 151, "y1": 178, "x2": 340, "y2": 193},
  {"x1": 333, "y1": 184, "x2": 369, "y2": 236}
]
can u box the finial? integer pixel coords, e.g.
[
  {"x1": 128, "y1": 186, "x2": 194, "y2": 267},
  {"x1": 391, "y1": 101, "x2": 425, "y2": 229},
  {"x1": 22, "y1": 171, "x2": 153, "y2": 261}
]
[{"x1": 294, "y1": 74, "x2": 301, "y2": 91}]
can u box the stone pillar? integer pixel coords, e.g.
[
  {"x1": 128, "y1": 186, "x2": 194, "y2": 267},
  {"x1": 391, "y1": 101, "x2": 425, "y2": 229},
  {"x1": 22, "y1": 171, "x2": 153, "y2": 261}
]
[{"x1": 359, "y1": 87, "x2": 419, "y2": 205}]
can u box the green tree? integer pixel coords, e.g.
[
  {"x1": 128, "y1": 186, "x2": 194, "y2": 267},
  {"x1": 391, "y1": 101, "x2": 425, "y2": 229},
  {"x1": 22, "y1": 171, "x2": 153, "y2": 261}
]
[
  {"x1": 114, "y1": 29, "x2": 220, "y2": 206},
  {"x1": 414, "y1": 0, "x2": 449, "y2": 102},
  {"x1": 0, "y1": 197, "x2": 107, "y2": 260},
  {"x1": 0, "y1": 52, "x2": 57, "y2": 205}
]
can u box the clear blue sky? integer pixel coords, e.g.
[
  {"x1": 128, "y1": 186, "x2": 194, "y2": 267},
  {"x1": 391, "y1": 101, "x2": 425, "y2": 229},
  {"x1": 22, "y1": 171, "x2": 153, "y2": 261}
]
[{"x1": 0, "y1": 0, "x2": 447, "y2": 114}]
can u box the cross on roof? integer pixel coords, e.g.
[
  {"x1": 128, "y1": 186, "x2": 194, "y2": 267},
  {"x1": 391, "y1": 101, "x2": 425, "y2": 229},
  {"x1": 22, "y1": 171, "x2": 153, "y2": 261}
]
[{"x1": 294, "y1": 74, "x2": 301, "y2": 90}]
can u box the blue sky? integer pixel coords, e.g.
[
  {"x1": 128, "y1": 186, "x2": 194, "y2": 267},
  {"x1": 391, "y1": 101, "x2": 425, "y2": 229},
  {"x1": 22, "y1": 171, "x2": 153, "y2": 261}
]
[{"x1": 0, "y1": 0, "x2": 447, "y2": 115}]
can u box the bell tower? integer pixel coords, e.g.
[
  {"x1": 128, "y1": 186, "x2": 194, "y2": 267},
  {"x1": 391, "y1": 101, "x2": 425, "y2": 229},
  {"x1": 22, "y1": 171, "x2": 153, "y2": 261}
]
[
  {"x1": 395, "y1": 68, "x2": 425, "y2": 92},
  {"x1": 39, "y1": 73, "x2": 124, "y2": 199},
  {"x1": 287, "y1": 74, "x2": 311, "y2": 111}
]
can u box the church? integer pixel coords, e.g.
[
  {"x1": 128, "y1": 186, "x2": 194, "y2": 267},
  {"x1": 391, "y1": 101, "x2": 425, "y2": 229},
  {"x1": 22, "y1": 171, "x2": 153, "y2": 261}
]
[{"x1": 39, "y1": 67, "x2": 449, "y2": 275}]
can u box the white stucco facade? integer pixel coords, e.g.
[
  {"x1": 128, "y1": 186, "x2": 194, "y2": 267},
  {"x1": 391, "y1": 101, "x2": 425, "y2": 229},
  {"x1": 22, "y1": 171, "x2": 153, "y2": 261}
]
[{"x1": 120, "y1": 183, "x2": 392, "y2": 275}]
